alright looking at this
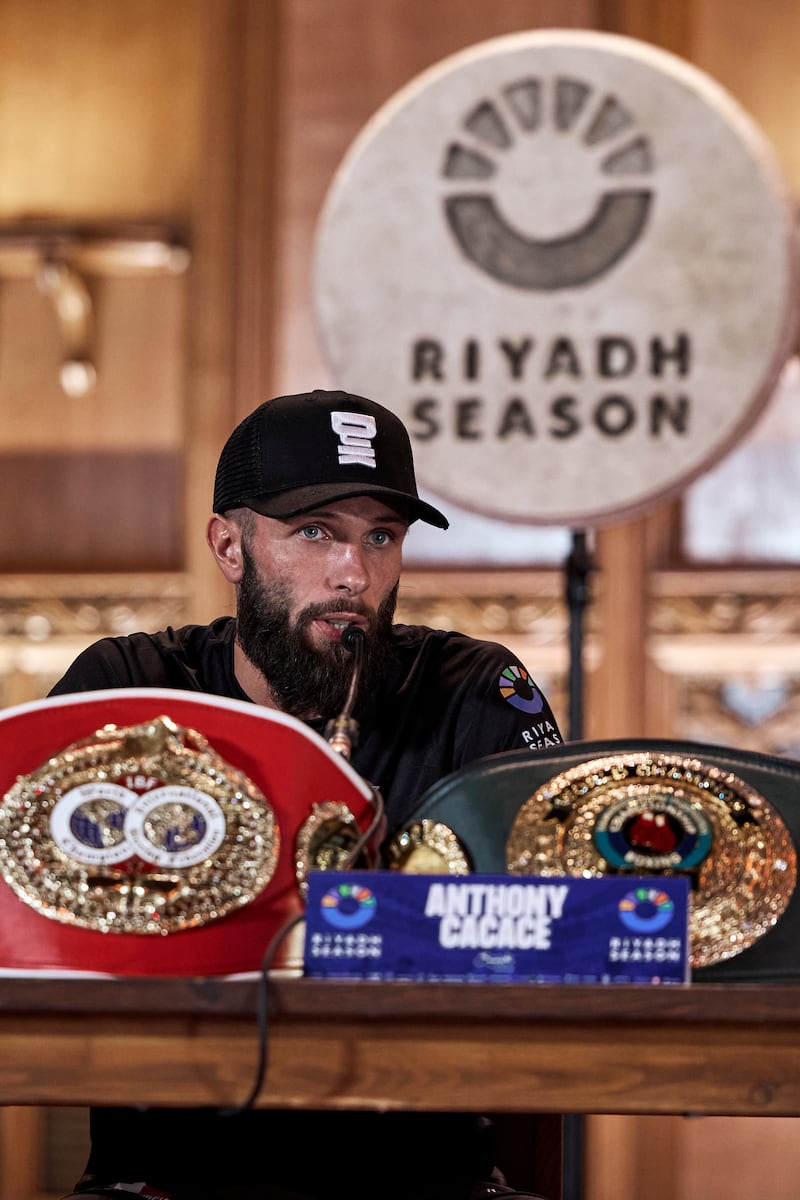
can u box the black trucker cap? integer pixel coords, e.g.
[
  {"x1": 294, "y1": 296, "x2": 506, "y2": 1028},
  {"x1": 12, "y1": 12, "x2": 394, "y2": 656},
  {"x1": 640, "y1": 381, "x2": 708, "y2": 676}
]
[{"x1": 213, "y1": 389, "x2": 449, "y2": 529}]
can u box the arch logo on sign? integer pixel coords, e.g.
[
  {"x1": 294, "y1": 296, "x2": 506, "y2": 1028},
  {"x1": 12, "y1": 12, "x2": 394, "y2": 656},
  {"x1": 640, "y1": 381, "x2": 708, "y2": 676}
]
[
  {"x1": 314, "y1": 30, "x2": 798, "y2": 526},
  {"x1": 442, "y1": 74, "x2": 653, "y2": 291}
]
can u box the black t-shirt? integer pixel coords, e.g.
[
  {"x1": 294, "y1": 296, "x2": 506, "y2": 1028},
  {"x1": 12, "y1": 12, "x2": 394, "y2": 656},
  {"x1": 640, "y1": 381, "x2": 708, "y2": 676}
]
[{"x1": 49, "y1": 617, "x2": 563, "y2": 1199}]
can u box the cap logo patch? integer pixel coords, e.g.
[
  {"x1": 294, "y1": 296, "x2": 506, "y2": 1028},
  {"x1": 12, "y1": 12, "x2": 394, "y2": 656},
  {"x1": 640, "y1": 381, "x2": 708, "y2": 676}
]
[{"x1": 331, "y1": 411, "x2": 377, "y2": 468}]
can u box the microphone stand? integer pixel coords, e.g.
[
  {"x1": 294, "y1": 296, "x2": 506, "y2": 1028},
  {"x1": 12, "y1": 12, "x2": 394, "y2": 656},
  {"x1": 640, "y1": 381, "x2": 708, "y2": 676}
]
[
  {"x1": 324, "y1": 627, "x2": 387, "y2": 867},
  {"x1": 324, "y1": 626, "x2": 364, "y2": 761},
  {"x1": 565, "y1": 528, "x2": 594, "y2": 742},
  {"x1": 562, "y1": 527, "x2": 595, "y2": 1200}
]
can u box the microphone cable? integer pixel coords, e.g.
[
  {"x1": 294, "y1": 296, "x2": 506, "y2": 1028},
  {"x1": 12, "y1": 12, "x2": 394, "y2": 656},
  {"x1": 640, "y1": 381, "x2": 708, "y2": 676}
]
[
  {"x1": 217, "y1": 906, "x2": 306, "y2": 1118},
  {"x1": 219, "y1": 780, "x2": 386, "y2": 1117}
]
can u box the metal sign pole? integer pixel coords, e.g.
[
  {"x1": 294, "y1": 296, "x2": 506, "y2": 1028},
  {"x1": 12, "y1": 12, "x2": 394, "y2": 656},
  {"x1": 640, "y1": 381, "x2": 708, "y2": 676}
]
[
  {"x1": 562, "y1": 528, "x2": 596, "y2": 1200},
  {"x1": 565, "y1": 528, "x2": 594, "y2": 743}
]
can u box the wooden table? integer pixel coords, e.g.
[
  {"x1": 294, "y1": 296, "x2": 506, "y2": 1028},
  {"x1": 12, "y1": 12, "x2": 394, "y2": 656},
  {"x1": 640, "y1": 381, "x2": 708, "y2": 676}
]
[
  {"x1": 1, "y1": 977, "x2": 799, "y2": 1198},
  {"x1": 0, "y1": 977, "x2": 796, "y2": 1114}
]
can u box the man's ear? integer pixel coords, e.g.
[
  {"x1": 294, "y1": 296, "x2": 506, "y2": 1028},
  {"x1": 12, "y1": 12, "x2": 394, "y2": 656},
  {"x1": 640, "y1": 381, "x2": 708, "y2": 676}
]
[{"x1": 206, "y1": 515, "x2": 244, "y2": 584}]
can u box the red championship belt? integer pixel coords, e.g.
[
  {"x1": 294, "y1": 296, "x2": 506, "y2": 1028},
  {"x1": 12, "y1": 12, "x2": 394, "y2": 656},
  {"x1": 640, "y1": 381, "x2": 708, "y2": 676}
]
[{"x1": 0, "y1": 689, "x2": 379, "y2": 976}]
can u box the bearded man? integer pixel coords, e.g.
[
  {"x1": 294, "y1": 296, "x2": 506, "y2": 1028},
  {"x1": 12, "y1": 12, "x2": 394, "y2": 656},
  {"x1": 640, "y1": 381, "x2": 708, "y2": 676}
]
[{"x1": 51, "y1": 389, "x2": 562, "y2": 1200}]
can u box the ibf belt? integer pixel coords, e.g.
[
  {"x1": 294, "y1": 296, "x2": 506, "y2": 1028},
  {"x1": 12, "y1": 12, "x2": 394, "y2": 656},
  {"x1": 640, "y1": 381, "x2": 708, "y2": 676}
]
[
  {"x1": 0, "y1": 714, "x2": 279, "y2": 935},
  {"x1": 0, "y1": 689, "x2": 379, "y2": 976}
]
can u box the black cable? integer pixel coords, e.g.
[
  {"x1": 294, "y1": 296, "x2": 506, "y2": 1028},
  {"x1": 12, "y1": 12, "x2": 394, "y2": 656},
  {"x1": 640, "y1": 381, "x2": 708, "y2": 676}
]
[
  {"x1": 218, "y1": 907, "x2": 306, "y2": 1117},
  {"x1": 219, "y1": 783, "x2": 385, "y2": 1116},
  {"x1": 341, "y1": 784, "x2": 385, "y2": 869}
]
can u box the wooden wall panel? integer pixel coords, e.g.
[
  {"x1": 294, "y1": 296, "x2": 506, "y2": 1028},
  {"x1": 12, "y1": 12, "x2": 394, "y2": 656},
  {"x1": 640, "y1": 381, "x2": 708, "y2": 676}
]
[
  {"x1": 0, "y1": 452, "x2": 180, "y2": 572},
  {"x1": 0, "y1": 276, "x2": 186, "y2": 453},
  {"x1": 184, "y1": 0, "x2": 284, "y2": 622},
  {"x1": 693, "y1": 0, "x2": 800, "y2": 190},
  {"x1": 0, "y1": 0, "x2": 200, "y2": 575},
  {"x1": 0, "y1": 0, "x2": 202, "y2": 219}
]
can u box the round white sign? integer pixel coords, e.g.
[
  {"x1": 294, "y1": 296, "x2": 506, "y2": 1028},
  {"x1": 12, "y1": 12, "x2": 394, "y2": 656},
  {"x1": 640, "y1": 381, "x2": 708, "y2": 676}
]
[{"x1": 314, "y1": 30, "x2": 798, "y2": 526}]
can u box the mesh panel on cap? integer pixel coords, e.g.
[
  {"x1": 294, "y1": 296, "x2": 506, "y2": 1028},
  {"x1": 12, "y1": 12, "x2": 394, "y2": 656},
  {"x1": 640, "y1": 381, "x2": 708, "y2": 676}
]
[{"x1": 213, "y1": 408, "x2": 266, "y2": 513}]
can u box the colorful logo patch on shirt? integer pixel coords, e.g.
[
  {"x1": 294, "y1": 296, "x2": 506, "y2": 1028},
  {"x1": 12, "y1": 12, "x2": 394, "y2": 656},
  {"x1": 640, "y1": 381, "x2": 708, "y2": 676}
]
[{"x1": 499, "y1": 664, "x2": 544, "y2": 714}]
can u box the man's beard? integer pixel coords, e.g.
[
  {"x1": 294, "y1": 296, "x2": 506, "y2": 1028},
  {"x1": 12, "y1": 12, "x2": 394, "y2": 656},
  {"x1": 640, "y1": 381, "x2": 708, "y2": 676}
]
[{"x1": 235, "y1": 544, "x2": 398, "y2": 720}]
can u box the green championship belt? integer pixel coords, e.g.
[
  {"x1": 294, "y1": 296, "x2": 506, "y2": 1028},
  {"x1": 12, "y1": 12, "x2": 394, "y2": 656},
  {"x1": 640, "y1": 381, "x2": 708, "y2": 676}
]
[{"x1": 386, "y1": 739, "x2": 800, "y2": 981}]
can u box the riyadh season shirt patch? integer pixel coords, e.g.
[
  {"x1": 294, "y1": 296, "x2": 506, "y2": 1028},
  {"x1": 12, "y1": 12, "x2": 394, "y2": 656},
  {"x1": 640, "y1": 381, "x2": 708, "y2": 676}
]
[{"x1": 498, "y1": 664, "x2": 544, "y2": 715}]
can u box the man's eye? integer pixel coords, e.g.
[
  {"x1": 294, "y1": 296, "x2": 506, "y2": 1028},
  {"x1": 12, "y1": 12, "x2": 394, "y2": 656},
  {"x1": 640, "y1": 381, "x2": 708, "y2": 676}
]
[
  {"x1": 299, "y1": 524, "x2": 322, "y2": 539},
  {"x1": 369, "y1": 530, "x2": 391, "y2": 546}
]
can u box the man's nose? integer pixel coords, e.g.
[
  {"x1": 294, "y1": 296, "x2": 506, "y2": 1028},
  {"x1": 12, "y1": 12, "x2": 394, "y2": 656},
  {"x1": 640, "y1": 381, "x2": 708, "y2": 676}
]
[{"x1": 328, "y1": 543, "x2": 369, "y2": 594}]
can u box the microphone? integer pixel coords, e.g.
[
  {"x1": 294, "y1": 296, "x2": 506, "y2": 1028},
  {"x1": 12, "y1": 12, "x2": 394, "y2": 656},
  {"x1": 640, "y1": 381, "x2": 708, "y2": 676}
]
[
  {"x1": 324, "y1": 625, "x2": 365, "y2": 760},
  {"x1": 340, "y1": 624, "x2": 365, "y2": 657}
]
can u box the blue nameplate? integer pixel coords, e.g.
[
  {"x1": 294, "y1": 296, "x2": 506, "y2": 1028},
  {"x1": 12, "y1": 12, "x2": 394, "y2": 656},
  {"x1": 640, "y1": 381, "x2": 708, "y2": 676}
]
[{"x1": 304, "y1": 871, "x2": 690, "y2": 984}]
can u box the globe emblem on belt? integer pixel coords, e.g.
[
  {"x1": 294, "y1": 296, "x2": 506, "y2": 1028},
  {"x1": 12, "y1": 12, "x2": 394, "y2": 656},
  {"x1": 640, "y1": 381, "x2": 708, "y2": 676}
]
[
  {"x1": 69, "y1": 791, "x2": 127, "y2": 853},
  {"x1": 50, "y1": 780, "x2": 227, "y2": 869}
]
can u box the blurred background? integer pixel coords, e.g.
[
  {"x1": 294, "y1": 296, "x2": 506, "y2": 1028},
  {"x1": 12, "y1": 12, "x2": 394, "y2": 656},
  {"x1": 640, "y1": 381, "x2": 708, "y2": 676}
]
[{"x1": 0, "y1": 1, "x2": 798, "y2": 1197}]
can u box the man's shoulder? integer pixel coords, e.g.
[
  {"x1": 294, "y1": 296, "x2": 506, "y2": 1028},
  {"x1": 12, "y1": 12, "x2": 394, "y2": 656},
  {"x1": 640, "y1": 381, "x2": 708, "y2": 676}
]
[
  {"x1": 50, "y1": 617, "x2": 237, "y2": 694},
  {"x1": 384, "y1": 623, "x2": 564, "y2": 763},
  {"x1": 151, "y1": 616, "x2": 236, "y2": 656},
  {"x1": 88, "y1": 616, "x2": 234, "y2": 666},
  {"x1": 391, "y1": 623, "x2": 515, "y2": 666}
]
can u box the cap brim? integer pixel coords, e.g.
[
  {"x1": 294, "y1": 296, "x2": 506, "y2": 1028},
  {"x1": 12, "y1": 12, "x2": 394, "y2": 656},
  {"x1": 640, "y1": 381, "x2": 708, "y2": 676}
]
[{"x1": 243, "y1": 483, "x2": 449, "y2": 529}]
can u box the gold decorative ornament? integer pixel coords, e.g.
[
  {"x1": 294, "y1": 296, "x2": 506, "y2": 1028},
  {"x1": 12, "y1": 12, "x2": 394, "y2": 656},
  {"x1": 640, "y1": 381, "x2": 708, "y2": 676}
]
[
  {"x1": 506, "y1": 752, "x2": 797, "y2": 967},
  {"x1": 385, "y1": 819, "x2": 472, "y2": 875},
  {"x1": 0, "y1": 715, "x2": 279, "y2": 935},
  {"x1": 294, "y1": 801, "x2": 364, "y2": 895}
]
